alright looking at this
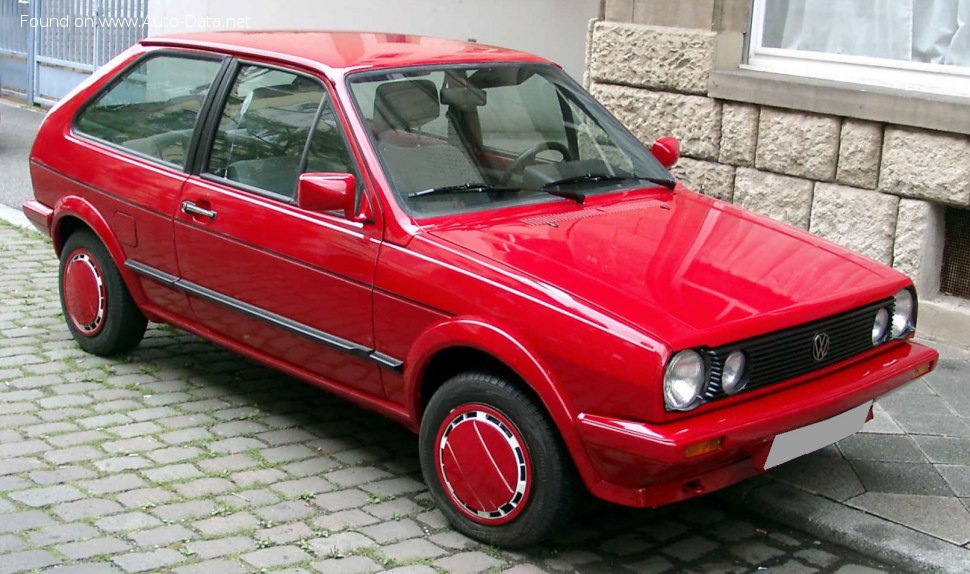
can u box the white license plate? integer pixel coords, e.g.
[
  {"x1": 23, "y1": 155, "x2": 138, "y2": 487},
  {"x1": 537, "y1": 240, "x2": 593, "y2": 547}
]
[{"x1": 763, "y1": 402, "x2": 872, "y2": 470}]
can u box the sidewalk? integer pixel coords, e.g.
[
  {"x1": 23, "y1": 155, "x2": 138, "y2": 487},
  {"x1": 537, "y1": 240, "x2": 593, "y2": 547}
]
[{"x1": 718, "y1": 338, "x2": 970, "y2": 573}]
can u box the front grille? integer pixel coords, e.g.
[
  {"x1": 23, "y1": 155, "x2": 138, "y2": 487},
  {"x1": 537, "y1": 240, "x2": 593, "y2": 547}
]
[{"x1": 703, "y1": 298, "x2": 893, "y2": 400}]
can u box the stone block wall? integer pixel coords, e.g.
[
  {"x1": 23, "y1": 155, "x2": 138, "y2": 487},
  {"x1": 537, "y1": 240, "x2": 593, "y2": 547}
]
[{"x1": 587, "y1": 10, "x2": 970, "y2": 296}]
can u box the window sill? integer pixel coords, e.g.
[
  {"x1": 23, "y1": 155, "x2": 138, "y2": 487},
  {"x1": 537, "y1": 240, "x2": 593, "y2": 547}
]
[{"x1": 708, "y1": 68, "x2": 970, "y2": 135}]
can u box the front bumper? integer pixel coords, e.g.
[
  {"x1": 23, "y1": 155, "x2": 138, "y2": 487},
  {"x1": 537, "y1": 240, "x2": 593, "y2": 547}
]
[{"x1": 576, "y1": 341, "x2": 938, "y2": 508}]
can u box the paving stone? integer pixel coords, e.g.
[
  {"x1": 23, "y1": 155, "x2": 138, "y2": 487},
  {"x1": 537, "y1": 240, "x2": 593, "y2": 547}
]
[
  {"x1": 53, "y1": 498, "x2": 125, "y2": 521},
  {"x1": 325, "y1": 466, "x2": 393, "y2": 487},
  {"x1": 847, "y1": 492, "x2": 970, "y2": 545},
  {"x1": 381, "y1": 538, "x2": 448, "y2": 562},
  {"x1": 96, "y1": 512, "x2": 163, "y2": 533},
  {"x1": 0, "y1": 549, "x2": 60, "y2": 574},
  {"x1": 231, "y1": 468, "x2": 286, "y2": 487},
  {"x1": 29, "y1": 466, "x2": 97, "y2": 485},
  {"x1": 256, "y1": 500, "x2": 316, "y2": 522},
  {"x1": 95, "y1": 456, "x2": 153, "y2": 473},
  {"x1": 80, "y1": 473, "x2": 146, "y2": 495},
  {"x1": 937, "y1": 465, "x2": 970, "y2": 497},
  {"x1": 308, "y1": 532, "x2": 377, "y2": 555},
  {"x1": 311, "y1": 509, "x2": 380, "y2": 532},
  {"x1": 311, "y1": 556, "x2": 383, "y2": 574},
  {"x1": 193, "y1": 512, "x2": 259, "y2": 536},
  {"x1": 173, "y1": 559, "x2": 247, "y2": 574},
  {"x1": 313, "y1": 489, "x2": 371, "y2": 512},
  {"x1": 145, "y1": 446, "x2": 203, "y2": 464},
  {"x1": 728, "y1": 538, "x2": 787, "y2": 564},
  {"x1": 115, "y1": 487, "x2": 176, "y2": 509},
  {"x1": 128, "y1": 524, "x2": 196, "y2": 548},
  {"x1": 184, "y1": 536, "x2": 256, "y2": 559},
  {"x1": 913, "y1": 436, "x2": 970, "y2": 465},
  {"x1": 10, "y1": 484, "x2": 85, "y2": 507},
  {"x1": 849, "y1": 459, "x2": 954, "y2": 496},
  {"x1": 362, "y1": 497, "x2": 424, "y2": 520},
  {"x1": 173, "y1": 477, "x2": 235, "y2": 498},
  {"x1": 434, "y1": 551, "x2": 505, "y2": 574},
  {"x1": 256, "y1": 521, "x2": 313, "y2": 545},
  {"x1": 0, "y1": 510, "x2": 55, "y2": 532},
  {"x1": 57, "y1": 537, "x2": 131, "y2": 560},
  {"x1": 28, "y1": 523, "x2": 100, "y2": 546},
  {"x1": 660, "y1": 535, "x2": 719, "y2": 561},
  {"x1": 837, "y1": 433, "x2": 926, "y2": 463},
  {"x1": 359, "y1": 518, "x2": 425, "y2": 543},
  {"x1": 112, "y1": 548, "x2": 185, "y2": 573},
  {"x1": 0, "y1": 533, "x2": 27, "y2": 553},
  {"x1": 241, "y1": 545, "x2": 313, "y2": 568}
]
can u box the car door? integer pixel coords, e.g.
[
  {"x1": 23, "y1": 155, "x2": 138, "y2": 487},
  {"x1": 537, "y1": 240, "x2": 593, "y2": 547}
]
[
  {"x1": 69, "y1": 51, "x2": 227, "y2": 317},
  {"x1": 173, "y1": 60, "x2": 385, "y2": 397}
]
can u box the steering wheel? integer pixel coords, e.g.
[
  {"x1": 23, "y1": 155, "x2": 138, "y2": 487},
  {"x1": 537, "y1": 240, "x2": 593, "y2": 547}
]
[{"x1": 500, "y1": 141, "x2": 573, "y2": 186}]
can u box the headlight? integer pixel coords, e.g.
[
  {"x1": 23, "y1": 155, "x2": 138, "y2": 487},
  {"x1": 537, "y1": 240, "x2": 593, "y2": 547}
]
[
  {"x1": 664, "y1": 350, "x2": 707, "y2": 411},
  {"x1": 721, "y1": 351, "x2": 746, "y2": 395},
  {"x1": 891, "y1": 289, "x2": 915, "y2": 338},
  {"x1": 872, "y1": 307, "x2": 890, "y2": 344}
]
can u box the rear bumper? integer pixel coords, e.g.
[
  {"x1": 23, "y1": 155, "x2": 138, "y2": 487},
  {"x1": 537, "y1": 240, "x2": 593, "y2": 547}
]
[
  {"x1": 576, "y1": 341, "x2": 938, "y2": 508},
  {"x1": 22, "y1": 199, "x2": 53, "y2": 237}
]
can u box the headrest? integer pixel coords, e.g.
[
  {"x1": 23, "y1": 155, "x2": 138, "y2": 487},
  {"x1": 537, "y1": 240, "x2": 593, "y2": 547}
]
[{"x1": 373, "y1": 79, "x2": 440, "y2": 132}]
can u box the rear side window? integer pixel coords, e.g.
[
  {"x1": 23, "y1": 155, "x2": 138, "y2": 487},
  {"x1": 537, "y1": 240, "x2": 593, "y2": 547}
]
[
  {"x1": 204, "y1": 65, "x2": 329, "y2": 199},
  {"x1": 75, "y1": 54, "x2": 224, "y2": 169}
]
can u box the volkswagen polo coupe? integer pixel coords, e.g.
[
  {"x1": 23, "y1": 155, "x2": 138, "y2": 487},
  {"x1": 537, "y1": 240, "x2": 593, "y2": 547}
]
[{"x1": 23, "y1": 31, "x2": 938, "y2": 547}]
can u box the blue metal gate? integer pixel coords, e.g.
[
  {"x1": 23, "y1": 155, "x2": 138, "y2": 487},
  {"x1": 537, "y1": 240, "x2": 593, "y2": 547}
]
[{"x1": 0, "y1": 0, "x2": 148, "y2": 105}]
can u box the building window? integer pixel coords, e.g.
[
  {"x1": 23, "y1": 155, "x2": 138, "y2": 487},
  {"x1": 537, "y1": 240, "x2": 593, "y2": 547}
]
[
  {"x1": 747, "y1": 0, "x2": 970, "y2": 97},
  {"x1": 941, "y1": 207, "x2": 970, "y2": 300}
]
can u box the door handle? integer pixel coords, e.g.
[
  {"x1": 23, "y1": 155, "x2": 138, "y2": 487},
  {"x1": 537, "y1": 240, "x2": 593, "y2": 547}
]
[{"x1": 181, "y1": 201, "x2": 217, "y2": 220}]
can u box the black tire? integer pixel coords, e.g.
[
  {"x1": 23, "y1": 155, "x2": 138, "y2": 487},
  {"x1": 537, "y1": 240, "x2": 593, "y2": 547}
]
[
  {"x1": 59, "y1": 230, "x2": 147, "y2": 356},
  {"x1": 419, "y1": 372, "x2": 577, "y2": 548}
]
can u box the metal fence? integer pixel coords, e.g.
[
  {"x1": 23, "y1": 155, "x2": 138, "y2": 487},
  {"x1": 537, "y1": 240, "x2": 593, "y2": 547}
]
[{"x1": 0, "y1": 0, "x2": 149, "y2": 104}]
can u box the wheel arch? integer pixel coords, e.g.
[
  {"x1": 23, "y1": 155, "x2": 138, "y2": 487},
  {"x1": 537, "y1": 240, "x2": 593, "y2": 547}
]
[
  {"x1": 404, "y1": 318, "x2": 600, "y2": 491},
  {"x1": 51, "y1": 196, "x2": 148, "y2": 305}
]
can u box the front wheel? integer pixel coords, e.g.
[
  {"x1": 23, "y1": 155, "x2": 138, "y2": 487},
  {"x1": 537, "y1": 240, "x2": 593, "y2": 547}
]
[
  {"x1": 59, "y1": 230, "x2": 147, "y2": 356},
  {"x1": 419, "y1": 372, "x2": 577, "y2": 548}
]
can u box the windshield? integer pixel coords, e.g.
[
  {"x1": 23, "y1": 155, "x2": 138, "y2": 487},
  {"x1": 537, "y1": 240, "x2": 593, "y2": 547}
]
[{"x1": 348, "y1": 64, "x2": 673, "y2": 217}]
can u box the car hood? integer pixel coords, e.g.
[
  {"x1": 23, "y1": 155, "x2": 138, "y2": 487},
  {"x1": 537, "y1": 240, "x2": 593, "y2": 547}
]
[{"x1": 427, "y1": 189, "x2": 903, "y2": 349}]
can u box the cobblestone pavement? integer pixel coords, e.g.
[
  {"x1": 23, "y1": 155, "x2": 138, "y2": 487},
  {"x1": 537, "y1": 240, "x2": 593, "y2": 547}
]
[{"x1": 0, "y1": 222, "x2": 899, "y2": 573}]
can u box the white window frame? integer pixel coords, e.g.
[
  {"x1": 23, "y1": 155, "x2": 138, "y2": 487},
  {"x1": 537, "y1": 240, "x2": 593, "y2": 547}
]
[{"x1": 745, "y1": 0, "x2": 970, "y2": 98}]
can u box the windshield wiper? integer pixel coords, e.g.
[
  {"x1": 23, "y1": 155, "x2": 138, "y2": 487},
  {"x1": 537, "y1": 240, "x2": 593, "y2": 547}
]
[
  {"x1": 408, "y1": 182, "x2": 586, "y2": 204},
  {"x1": 407, "y1": 182, "x2": 519, "y2": 198},
  {"x1": 542, "y1": 173, "x2": 676, "y2": 190}
]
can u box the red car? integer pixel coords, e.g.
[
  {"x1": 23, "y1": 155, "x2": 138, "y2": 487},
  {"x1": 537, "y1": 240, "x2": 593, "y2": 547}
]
[{"x1": 23, "y1": 31, "x2": 937, "y2": 547}]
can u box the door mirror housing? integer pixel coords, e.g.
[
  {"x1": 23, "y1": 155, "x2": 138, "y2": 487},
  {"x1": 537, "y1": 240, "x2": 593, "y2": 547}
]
[
  {"x1": 297, "y1": 173, "x2": 357, "y2": 219},
  {"x1": 651, "y1": 137, "x2": 680, "y2": 169}
]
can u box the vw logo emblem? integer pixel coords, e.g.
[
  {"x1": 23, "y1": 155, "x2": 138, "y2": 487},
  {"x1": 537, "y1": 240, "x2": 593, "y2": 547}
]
[{"x1": 812, "y1": 332, "x2": 831, "y2": 362}]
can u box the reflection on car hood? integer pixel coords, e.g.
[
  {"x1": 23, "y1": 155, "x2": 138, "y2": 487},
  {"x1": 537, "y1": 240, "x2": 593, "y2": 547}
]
[{"x1": 428, "y1": 189, "x2": 903, "y2": 349}]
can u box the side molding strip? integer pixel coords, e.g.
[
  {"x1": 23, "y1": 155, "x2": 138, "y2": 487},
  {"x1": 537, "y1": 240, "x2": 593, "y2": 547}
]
[{"x1": 125, "y1": 259, "x2": 404, "y2": 373}]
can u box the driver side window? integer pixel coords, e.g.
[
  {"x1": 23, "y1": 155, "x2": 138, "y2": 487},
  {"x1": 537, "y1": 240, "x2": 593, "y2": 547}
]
[{"x1": 205, "y1": 65, "x2": 325, "y2": 199}]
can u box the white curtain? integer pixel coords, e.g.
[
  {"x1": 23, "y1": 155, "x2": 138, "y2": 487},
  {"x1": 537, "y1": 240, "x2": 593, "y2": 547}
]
[{"x1": 763, "y1": 0, "x2": 970, "y2": 66}]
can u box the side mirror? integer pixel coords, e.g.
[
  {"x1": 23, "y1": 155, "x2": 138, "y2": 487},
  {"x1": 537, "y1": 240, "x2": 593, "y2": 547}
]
[
  {"x1": 297, "y1": 173, "x2": 356, "y2": 219},
  {"x1": 651, "y1": 137, "x2": 680, "y2": 168}
]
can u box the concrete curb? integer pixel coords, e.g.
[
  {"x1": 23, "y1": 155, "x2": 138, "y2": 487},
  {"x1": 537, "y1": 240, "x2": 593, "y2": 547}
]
[
  {"x1": 718, "y1": 480, "x2": 970, "y2": 574},
  {"x1": 0, "y1": 203, "x2": 31, "y2": 229}
]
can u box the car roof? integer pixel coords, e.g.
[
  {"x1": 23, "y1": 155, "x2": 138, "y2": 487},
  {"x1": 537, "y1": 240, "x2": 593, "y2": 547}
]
[{"x1": 141, "y1": 30, "x2": 553, "y2": 74}]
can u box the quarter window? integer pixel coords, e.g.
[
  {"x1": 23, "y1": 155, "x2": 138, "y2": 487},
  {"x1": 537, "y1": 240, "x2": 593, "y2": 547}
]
[
  {"x1": 205, "y1": 65, "x2": 328, "y2": 199},
  {"x1": 75, "y1": 54, "x2": 224, "y2": 168}
]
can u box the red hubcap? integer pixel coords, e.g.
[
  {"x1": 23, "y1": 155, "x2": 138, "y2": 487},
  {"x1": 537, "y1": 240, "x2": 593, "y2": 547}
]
[
  {"x1": 63, "y1": 250, "x2": 106, "y2": 336},
  {"x1": 435, "y1": 404, "x2": 532, "y2": 525}
]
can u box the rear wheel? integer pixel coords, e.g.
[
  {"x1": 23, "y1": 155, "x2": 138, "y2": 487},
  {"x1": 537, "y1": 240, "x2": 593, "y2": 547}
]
[
  {"x1": 419, "y1": 372, "x2": 577, "y2": 548},
  {"x1": 59, "y1": 230, "x2": 147, "y2": 356}
]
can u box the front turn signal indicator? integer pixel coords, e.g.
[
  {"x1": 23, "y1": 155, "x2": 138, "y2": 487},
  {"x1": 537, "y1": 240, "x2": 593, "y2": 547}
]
[{"x1": 684, "y1": 437, "x2": 724, "y2": 459}]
